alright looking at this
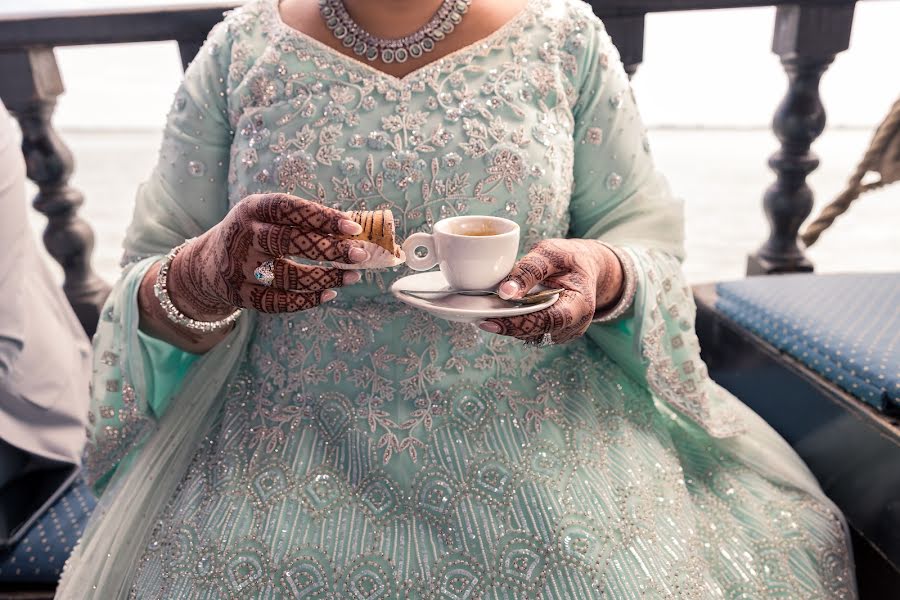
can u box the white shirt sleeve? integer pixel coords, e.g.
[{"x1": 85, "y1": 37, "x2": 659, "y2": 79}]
[{"x1": 0, "y1": 104, "x2": 28, "y2": 379}]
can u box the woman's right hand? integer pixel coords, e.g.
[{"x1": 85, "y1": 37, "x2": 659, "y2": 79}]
[{"x1": 166, "y1": 193, "x2": 368, "y2": 320}]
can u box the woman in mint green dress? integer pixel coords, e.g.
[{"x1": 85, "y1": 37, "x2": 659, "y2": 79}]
[{"x1": 58, "y1": 0, "x2": 855, "y2": 597}]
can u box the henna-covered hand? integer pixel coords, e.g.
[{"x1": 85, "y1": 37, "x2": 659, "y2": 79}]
[
  {"x1": 478, "y1": 239, "x2": 624, "y2": 344},
  {"x1": 166, "y1": 193, "x2": 369, "y2": 317}
]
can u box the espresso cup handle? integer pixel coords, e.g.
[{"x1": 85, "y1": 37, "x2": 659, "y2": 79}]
[{"x1": 403, "y1": 232, "x2": 438, "y2": 271}]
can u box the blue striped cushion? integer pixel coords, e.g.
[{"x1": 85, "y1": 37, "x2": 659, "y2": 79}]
[
  {"x1": 716, "y1": 273, "x2": 900, "y2": 413},
  {"x1": 0, "y1": 479, "x2": 96, "y2": 583}
]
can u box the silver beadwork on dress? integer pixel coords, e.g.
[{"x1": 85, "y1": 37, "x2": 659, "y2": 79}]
[
  {"x1": 524, "y1": 331, "x2": 554, "y2": 347},
  {"x1": 319, "y1": 0, "x2": 472, "y2": 63}
]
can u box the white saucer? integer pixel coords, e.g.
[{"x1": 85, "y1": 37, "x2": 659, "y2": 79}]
[{"x1": 391, "y1": 271, "x2": 560, "y2": 324}]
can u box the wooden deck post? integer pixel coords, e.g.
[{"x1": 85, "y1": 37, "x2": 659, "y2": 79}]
[
  {"x1": 747, "y1": 2, "x2": 855, "y2": 275},
  {"x1": 0, "y1": 48, "x2": 110, "y2": 337},
  {"x1": 605, "y1": 15, "x2": 646, "y2": 79},
  {"x1": 177, "y1": 40, "x2": 204, "y2": 70}
]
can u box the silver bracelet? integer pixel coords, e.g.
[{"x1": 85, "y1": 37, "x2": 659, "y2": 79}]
[
  {"x1": 592, "y1": 242, "x2": 637, "y2": 324},
  {"x1": 153, "y1": 239, "x2": 242, "y2": 333}
]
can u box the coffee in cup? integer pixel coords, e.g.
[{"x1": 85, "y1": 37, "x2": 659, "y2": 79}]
[
  {"x1": 402, "y1": 216, "x2": 520, "y2": 290},
  {"x1": 452, "y1": 222, "x2": 500, "y2": 237}
]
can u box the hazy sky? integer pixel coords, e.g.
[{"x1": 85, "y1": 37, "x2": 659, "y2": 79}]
[
  {"x1": 12, "y1": 1, "x2": 898, "y2": 130},
  {"x1": 0, "y1": 0, "x2": 233, "y2": 18}
]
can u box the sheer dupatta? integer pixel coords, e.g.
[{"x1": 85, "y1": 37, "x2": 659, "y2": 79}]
[{"x1": 56, "y1": 14, "x2": 263, "y2": 598}]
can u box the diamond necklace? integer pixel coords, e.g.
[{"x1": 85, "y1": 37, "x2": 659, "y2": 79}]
[{"x1": 319, "y1": 0, "x2": 472, "y2": 64}]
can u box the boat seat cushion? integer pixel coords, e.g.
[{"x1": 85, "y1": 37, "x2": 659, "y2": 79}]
[
  {"x1": 716, "y1": 272, "x2": 900, "y2": 414},
  {"x1": 0, "y1": 478, "x2": 96, "y2": 584}
]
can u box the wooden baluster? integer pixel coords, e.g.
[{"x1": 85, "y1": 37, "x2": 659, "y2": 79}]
[
  {"x1": 177, "y1": 40, "x2": 204, "y2": 71},
  {"x1": 604, "y1": 15, "x2": 645, "y2": 79},
  {"x1": 747, "y1": 3, "x2": 855, "y2": 275},
  {"x1": 1, "y1": 48, "x2": 110, "y2": 337}
]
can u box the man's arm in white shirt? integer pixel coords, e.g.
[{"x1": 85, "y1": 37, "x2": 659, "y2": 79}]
[{"x1": 0, "y1": 104, "x2": 28, "y2": 380}]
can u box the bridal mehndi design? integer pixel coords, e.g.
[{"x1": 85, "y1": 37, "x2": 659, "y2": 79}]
[
  {"x1": 481, "y1": 238, "x2": 623, "y2": 344},
  {"x1": 166, "y1": 193, "x2": 367, "y2": 317}
]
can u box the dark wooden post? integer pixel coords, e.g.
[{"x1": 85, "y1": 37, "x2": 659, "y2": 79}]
[
  {"x1": 605, "y1": 15, "x2": 645, "y2": 79},
  {"x1": 0, "y1": 48, "x2": 110, "y2": 337},
  {"x1": 747, "y1": 3, "x2": 855, "y2": 275},
  {"x1": 177, "y1": 40, "x2": 204, "y2": 70}
]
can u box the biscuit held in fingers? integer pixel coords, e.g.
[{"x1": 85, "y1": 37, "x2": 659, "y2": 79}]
[{"x1": 333, "y1": 209, "x2": 406, "y2": 269}]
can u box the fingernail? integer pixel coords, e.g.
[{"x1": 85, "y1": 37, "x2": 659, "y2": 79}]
[
  {"x1": 498, "y1": 280, "x2": 520, "y2": 300},
  {"x1": 479, "y1": 321, "x2": 501, "y2": 333},
  {"x1": 339, "y1": 219, "x2": 363, "y2": 235},
  {"x1": 349, "y1": 247, "x2": 370, "y2": 263},
  {"x1": 321, "y1": 290, "x2": 338, "y2": 302},
  {"x1": 343, "y1": 271, "x2": 362, "y2": 285}
]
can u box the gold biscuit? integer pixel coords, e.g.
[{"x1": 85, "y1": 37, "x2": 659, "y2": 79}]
[{"x1": 342, "y1": 209, "x2": 402, "y2": 258}]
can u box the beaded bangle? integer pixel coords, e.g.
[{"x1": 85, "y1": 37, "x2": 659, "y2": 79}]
[
  {"x1": 153, "y1": 239, "x2": 242, "y2": 333},
  {"x1": 592, "y1": 242, "x2": 638, "y2": 324}
]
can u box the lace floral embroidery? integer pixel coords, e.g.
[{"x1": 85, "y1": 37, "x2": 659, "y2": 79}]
[{"x1": 632, "y1": 248, "x2": 745, "y2": 437}]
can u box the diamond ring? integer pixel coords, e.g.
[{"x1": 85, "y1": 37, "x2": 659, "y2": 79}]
[{"x1": 254, "y1": 260, "x2": 276, "y2": 287}]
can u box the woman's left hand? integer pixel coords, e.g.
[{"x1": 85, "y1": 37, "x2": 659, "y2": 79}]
[{"x1": 478, "y1": 239, "x2": 624, "y2": 345}]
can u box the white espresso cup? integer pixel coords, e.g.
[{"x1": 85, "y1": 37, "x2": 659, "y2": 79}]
[{"x1": 402, "y1": 216, "x2": 520, "y2": 290}]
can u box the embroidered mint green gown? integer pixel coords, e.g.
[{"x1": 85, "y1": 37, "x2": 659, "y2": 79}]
[{"x1": 58, "y1": 0, "x2": 855, "y2": 598}]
